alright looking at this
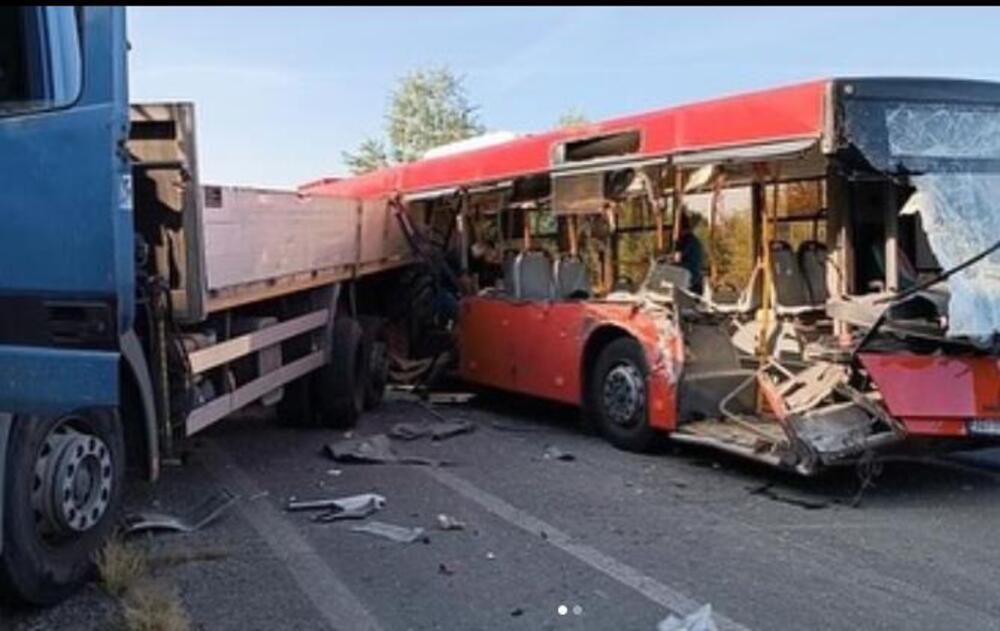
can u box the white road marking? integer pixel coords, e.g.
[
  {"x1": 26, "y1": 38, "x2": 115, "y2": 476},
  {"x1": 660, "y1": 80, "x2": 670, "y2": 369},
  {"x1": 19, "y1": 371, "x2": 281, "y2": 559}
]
[
  {"x1": 422, "y1": 466, "x2": 752, "y2": 631},
  {"x1": 199, "y1": 439, "x2": 384, "y2": 631}
]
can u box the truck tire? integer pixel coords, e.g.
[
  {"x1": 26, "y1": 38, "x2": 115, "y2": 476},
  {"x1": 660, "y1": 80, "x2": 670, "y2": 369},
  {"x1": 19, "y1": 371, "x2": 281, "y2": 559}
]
[
  {"x1": 315, "y1": 316, "x2": 369, "y2": 428},
  {"x1": 392, "y1": 266, "x2": 436, "y2": 359},
  {"x1": 0, "y1": 409, "x2": 125, "y2": 606},
  {"x1": 358, "y1": 316, "x2": 389, "y2": 410},
  {"x1": 588, "y1": 337, "x2": 658, "y2": 452},
  {"x1": 275, "y1": 376, "x2": 316, "y2": 427}
]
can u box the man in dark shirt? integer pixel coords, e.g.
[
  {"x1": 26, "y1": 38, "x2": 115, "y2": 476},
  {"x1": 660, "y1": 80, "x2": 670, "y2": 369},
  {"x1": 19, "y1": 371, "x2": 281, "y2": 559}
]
[{"x1": 672, "y1": 212, "x2": 705, "y2": 295}]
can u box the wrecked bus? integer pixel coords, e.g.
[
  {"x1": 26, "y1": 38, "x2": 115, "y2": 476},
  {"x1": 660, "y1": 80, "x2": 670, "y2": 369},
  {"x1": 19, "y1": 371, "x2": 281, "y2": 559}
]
[{"x1": 308, "y1": 77, "x2": 1000, "y2": 475}]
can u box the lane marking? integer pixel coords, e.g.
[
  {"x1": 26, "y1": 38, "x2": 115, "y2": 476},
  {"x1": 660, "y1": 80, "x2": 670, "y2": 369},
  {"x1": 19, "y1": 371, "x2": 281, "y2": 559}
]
[
  {"x1": 421, "y1": 466, "x2": 752, "y2": 631},
  {"x1": 199, "y1": 439, "x2": 384, "y2": 631}
]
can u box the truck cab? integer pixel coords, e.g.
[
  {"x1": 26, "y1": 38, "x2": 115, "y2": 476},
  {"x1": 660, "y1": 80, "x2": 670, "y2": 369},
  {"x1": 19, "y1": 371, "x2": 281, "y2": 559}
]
[{"x1": 0, "y1": 6, "x2": 137, "y2": 605}]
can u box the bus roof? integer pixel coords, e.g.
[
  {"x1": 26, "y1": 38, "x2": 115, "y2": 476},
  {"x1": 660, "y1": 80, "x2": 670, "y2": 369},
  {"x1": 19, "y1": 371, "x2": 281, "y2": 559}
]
[{"x1": 302, "y1": 79, "x2": 833, "y2": 199}]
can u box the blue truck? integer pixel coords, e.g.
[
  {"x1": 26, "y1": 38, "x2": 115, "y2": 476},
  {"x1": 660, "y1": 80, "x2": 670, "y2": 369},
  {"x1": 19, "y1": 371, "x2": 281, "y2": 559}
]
[{"x1": 0, "y1": 6, "x2": 441, "y2": 605}]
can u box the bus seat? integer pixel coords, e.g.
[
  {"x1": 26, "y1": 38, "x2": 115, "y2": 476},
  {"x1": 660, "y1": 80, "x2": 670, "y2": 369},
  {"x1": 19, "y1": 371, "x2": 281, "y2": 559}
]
[
  {"x1": 554, "y1": 254, "x2": 591, "y2": 299},
  {"x1": 643, "y1": 255, "x2": 692, "y2": 294},
  {"x1": 798, "y1": 240, "x2": 829, "y2": 304},
  {"x1": 770, "y1": 240, "x2": 816, "y2": 315},
  {"x1": 514, "y1": 250, "x2": 555, "y2": 300},
  {"x1": 501, "y1": 249, "x2": 518, "y2": 294}
]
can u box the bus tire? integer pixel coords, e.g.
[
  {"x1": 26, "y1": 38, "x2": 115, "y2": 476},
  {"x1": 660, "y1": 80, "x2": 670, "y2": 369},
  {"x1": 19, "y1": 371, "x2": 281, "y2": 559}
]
[
  {"x1": 0, "y1": 409, "x2": 126, "y2": 606},
  {"x1": 359, "y1": 316, "x2": 389, "y2": 410},
  {"x1": 315, "y1": 316, "x2": 368, "y2": 428},
  {"x1": 588, "y1": 337, "x2": 658, "y2": 452}
]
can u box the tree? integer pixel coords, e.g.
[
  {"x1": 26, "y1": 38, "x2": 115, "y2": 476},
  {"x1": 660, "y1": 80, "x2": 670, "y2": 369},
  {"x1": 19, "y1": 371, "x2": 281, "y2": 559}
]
[
  {"x1": 343, "y1": 66, "x2": 485, "y2": 174},
  {"x1": 557, "y1": 108, "x2": 589, "y2": 128},
  {"x1": 342, "y1": 138, "x2": 390, "y2": 175}
]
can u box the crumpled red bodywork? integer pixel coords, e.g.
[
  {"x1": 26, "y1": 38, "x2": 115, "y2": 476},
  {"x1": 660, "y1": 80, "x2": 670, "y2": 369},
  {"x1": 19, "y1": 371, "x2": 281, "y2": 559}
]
[
  {"x1": 859, "y1": 353, "x2": 1000, "y2": 437},
  {"x1": 457, "y1": 297, "x2": 682, "y2": 429}
]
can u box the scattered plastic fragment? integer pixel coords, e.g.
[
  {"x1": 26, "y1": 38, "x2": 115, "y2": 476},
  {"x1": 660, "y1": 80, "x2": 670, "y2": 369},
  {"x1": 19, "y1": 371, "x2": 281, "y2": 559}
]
[
  {"x1": 325, "y1": 434, "x2": 448, "y2": 466},
  {"x1": 436, "y1": 513, "x2": 466, "y2": 531},
  {"x1": 657, "y1": 604, "x2": 719, "y2": 631},
  {"x1": 543, "y1": 446, "x2": 576, "y2": 462},
  {"x1": 350, "y1": 520, "x2": 426, "y2": 544},
  {"x1": 123, "y1": 488, "x2": 236, "y2": 536},
  {"x1": 286, "y1": 493, "x2": 387, "y2": 523}
]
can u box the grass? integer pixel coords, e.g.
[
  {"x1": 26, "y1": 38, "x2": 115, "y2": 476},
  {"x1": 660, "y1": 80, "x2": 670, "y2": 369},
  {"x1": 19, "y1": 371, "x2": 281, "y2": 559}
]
[
  {"x1": 120, "y1": 579, "x2": 191, "y2": 631},
  {"x1": 94, "y1": 536, "x2": 204, "y2": 631},
  {"x1": 95, "y1": 537, "x2": 149, "y2": 598}
]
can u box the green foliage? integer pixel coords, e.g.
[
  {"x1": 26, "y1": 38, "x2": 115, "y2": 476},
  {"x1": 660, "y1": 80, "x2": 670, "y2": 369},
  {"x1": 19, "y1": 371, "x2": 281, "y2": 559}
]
[
  {"x1": 341, "y1": 138, "x2": 390, "y2": 175},
  {"x1": 344, "y1": 66, "x2": 485, "y2": 174}
]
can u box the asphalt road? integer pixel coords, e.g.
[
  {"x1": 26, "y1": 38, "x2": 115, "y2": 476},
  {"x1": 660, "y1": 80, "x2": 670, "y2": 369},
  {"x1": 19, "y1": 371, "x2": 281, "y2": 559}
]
[{"x1": 8, "y1": 391, "x2": 1000, "y2": 630}]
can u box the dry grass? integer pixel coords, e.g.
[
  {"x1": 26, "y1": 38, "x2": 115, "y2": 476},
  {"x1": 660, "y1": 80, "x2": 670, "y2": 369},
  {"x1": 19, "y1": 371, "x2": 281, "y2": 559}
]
[
  {"x1": 95, "y1": 537, "x2": 150, "y2": 598},
  {"x1": 95, "y1": 536, "x2": 197, "y2": 631},
  {"x1": 120, "y1": 578, "x2": 191, "y2": 631}
]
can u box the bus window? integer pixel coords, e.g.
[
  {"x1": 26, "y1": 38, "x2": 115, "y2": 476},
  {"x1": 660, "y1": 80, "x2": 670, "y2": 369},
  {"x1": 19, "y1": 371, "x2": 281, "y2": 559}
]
[{"x1": 0, "y1": 6, "x2": 82, "y2": 116}]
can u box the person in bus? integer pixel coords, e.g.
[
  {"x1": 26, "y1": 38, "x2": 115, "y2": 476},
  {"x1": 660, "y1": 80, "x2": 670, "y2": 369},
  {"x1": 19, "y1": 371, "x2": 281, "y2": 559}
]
[
  {"x1": 469, "y1": 239, "x2": 504, "y2": 289},
  {"x1": 671, "y1": 212, "x2": 705, "y2": 295}
]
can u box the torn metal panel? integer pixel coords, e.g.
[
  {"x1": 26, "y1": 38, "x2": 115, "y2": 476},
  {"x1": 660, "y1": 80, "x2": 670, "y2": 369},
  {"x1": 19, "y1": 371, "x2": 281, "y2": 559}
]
[{"x1": 788, "y1": 402, "x2": 887, "y2": 462}]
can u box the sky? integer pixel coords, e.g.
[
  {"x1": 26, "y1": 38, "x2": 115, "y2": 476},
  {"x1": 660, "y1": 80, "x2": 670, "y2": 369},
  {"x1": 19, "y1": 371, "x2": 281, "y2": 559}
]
[{"x1": 127, "y1": 6, "x2": 1000, "y2": 189}]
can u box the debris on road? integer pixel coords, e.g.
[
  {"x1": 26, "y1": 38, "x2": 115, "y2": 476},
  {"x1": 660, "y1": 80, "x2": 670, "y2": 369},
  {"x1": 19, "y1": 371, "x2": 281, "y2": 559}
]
[
  {"x1": 543, "y1": 446, "x2": 576, "y2": 462},
  {"x1": 350, "y1": 520, "x2": 426, "y2": 544},
  {"x1": 325, "y1": 434, "x2": 449, "y2": 466},
  {"x1": 389, "y1": 415, "x2": 475, "y2": 442},
  {"x1": 486, "y1": 551, "x2": 496, "y2": 560},
  {"x1": 435, "y1": 513, "x2": 466, "y2": 531},
  {"x1": 748, "y1": 483, "x2": 829, "y2": 510},
  {"x1": 510, "y1": 608, "x2": 524, "y2": 617},
  {"x1": 428, "y1": 392, "x2": 476, "y2": 405},
  {"x1": 657, "y1": 604, "x2": 719, "y2": 631},
  {"x1": 438, "y1": 562, "x2": 456, "y2": 576},
  {"x1": 286, "y1": 493, "x2": 387, "y2": 523},
  {"x1": 122, "y1": 488, "x2": 237, "y2": 536},
  {"x1": 491, "y1": 421, "x2": 547, "y2": 433}
]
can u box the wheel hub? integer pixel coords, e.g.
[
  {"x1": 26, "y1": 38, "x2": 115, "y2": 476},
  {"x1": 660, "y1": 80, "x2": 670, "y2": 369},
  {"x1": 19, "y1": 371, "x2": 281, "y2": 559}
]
[
  {"x1": 602, "y1": 363, "x2": 645, "y2": 427},
  {"x1": 32, "y1": 421, "x2": 114, "y2": 537}
]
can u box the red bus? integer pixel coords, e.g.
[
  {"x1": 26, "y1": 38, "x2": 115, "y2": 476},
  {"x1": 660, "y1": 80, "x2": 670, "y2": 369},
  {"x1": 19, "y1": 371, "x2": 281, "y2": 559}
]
[{"x1": 306, "y1": 78, "x2": 1000, "y2": 475}]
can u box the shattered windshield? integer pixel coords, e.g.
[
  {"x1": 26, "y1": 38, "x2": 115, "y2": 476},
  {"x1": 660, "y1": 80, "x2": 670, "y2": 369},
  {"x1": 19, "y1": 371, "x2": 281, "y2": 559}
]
[{"x1": 847, "y1": 99, "x2": 1000, "y2": 342}]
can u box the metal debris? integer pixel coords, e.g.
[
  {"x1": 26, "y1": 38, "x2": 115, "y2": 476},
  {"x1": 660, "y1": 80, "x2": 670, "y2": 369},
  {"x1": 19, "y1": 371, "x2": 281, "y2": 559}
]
[
  {"x1": 436, "y1": 513, "x2": 466, "y2": 531},
  {"x1": 350, "y1": 520, "x2": 426, "y2": 544},
  {"x1": 428, "y1": 392, "x2": 476, "y2": 405},
  {"x1": 748, "y1": 484, "x2": 829, "y2": 510},
  {"x1": 543, "y1": 446, "x2": 576, "y2": 462},
  {"x1": 324, "y1": 434, "x2": 448, "y2": 466},
  {"x1": 286, "y1": 493, "x2": 387, "y2": 523},
  {"x1": 657, "y1": 604, "x2": 719, "y2": 631},
  {"x1": 123, "y1": 488, "x2": 237, "y2": 536},
  {"x1": 389, "y1": 418, "x2": 475, "y2": 442}
]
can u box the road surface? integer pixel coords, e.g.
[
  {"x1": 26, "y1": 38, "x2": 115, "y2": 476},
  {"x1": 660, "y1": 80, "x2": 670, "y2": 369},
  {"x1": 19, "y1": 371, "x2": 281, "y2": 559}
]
[{"x1": 8, "y1": 391, "x2": 1000, "y2": 630}]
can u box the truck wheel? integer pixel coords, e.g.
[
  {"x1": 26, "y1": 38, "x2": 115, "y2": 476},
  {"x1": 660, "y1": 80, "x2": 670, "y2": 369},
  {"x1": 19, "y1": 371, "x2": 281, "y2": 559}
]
[
  {"x1": 275, "y1": 376, "x2": 316, "y2": 427},
  {"x1": 0, "y1": 409, "x2": 125, "y2": 606},
  {"x1": 588, "y1": 337, "x2": 658, "y2": 452},
  {"x1": 392, "y1": 266, "x2": 436, "y2": 359},
  {"x1": 315, "y1": 316, "x2": 369, "y2": 428},
  {"x1": 359, "y1": 316, "x2": 389, "y2": 410}
]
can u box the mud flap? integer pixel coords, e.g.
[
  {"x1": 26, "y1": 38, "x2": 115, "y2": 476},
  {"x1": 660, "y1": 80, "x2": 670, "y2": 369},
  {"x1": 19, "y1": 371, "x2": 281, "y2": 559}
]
[{"x1": 0, "y1": 412, "x2": 11, "y2": 556}]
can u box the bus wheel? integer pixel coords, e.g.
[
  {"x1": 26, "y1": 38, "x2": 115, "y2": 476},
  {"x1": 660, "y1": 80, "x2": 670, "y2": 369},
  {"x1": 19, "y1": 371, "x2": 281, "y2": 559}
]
[
  {"x1": 589, "y1": 338, "x2": 657, "y2": 452},
  {"x1": 0, "y1": 409, "x2": 125, "y2": 606},
  {"x1": 315, "y1": 316, "x2": 369, "y2": 428},
  {"x1": 359, "y1": 316, "x2": 389, "y2": 410}
]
